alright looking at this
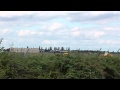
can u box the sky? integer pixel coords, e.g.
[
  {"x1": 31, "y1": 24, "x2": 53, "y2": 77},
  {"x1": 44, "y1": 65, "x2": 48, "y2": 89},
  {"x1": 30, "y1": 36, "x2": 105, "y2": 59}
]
[{"x1": 0, "y1": 11, "x2": 120, "y2": 52}]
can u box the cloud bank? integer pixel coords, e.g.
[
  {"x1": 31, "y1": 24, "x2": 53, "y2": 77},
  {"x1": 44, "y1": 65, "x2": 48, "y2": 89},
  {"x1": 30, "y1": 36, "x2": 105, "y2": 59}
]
[{"x1": 0, "y1": 11, "x2": 120, "y2": 51}]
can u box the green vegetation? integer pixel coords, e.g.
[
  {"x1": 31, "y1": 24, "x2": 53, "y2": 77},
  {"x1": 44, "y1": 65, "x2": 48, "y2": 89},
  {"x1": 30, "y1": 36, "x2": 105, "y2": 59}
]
[
  {"x1": 0, "y1": 38, "x2": 120, "y2": 79},
  {"x1": 0, "y1": 52, "x2": 120, "y2": 79}
]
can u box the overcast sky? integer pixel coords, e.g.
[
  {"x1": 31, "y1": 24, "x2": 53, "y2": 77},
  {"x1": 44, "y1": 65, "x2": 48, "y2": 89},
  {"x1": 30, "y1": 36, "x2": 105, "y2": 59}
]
[{"x1": 0, "y1": 11, "x2": 120, "y2": 51}]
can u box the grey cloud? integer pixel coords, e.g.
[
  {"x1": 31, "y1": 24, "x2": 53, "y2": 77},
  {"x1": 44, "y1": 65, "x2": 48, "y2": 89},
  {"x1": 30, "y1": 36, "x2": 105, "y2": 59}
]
[
  {"x1": 0, "y1": 12, "x2": 63, "y2": 22},
  {"x1": 0, "y1": 15, "x2": 36, "y2": 22},
  {"x1": 67, "y1": 12, "x2": 120, "y2": 22},
  {"x1": 1, "y1": 11, "x2": 120, "y2": 23},
  {"x1": 0, "y1": 17, "x2": 20, "y2": 21}
]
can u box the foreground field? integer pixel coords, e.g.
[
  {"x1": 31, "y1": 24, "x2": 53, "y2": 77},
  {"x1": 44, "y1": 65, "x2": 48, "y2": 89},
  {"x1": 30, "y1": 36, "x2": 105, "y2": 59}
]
[{"x1": 0, "y1": 52, "x2": 120, "y2": 79}]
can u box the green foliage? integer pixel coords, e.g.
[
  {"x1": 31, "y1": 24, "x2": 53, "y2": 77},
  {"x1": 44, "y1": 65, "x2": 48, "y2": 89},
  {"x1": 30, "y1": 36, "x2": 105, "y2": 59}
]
[{"x1": 0, "y1": 51, "x2": 120, "y2": 79}]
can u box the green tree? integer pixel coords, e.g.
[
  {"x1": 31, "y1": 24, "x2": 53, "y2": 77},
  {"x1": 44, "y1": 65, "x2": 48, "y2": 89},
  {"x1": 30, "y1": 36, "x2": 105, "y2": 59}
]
[
  {"x1": 50, "y1": 47, "x2": 52, "y2": 50},
  {"x1": 68, "y1": 47, "x2": 70, "y2": 51},
  {"x1": 0, "y1": 38, "x2": 4, "y2": 52},
  {"x1": 61, "y1": 47, "x2": 64, "y2": 51}
]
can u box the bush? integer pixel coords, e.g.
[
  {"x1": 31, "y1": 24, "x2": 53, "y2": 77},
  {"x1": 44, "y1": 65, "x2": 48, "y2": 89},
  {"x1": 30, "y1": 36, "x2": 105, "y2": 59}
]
[{"x1": 0, "y1": 49, "x2": 120, "y2": 79}]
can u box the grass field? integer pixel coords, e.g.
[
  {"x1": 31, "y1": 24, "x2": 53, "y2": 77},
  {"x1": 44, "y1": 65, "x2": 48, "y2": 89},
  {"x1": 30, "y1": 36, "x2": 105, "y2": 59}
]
[{"x1": 0, "y1": 51, "x2": 120, "y2": 79}]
